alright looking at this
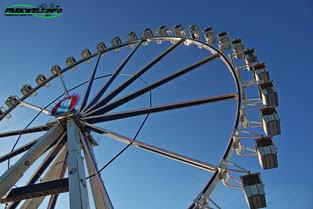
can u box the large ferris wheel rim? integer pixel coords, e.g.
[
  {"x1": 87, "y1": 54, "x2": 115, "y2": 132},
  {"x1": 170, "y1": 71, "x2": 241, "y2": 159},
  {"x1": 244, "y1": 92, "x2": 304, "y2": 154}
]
[
  {"x1": 0, "y1": 36, "x2": 240, "y2": 119},
  {"x1": 0, "y1": 35, "x2": 242, "y2": 161},
  {"x1": 0, "y1": 35, "x2": 243, "y2": 208}
]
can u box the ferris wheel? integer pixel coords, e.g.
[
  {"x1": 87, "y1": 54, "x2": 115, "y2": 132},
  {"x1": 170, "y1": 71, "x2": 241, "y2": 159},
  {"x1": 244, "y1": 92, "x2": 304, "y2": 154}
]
[{"x1": 0, "y1": 24, "x2": 280, "y2": 209}]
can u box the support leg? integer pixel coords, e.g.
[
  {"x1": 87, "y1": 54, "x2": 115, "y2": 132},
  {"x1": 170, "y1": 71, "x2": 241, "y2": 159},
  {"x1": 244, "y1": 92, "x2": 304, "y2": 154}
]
[
  {"x1": 19, "y1": 145, "x2": 68, "y2": 209},
  {"x1": 0, "y1": 125, "x2": 64, "y2": 198},
  {"x1": 46, "y1": 153, "x2": 68, "y2": 209},
  {"x1": 79, "y1": 130, "x2": 114, "y2": 209},
  {"x1": 67, "y1": 120, "x2": 89, "y2": 209}
]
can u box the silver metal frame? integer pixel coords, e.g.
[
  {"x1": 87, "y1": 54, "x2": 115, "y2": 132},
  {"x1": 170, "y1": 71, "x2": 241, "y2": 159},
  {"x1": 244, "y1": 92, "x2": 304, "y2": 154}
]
[{"x1": 0, "y1": 24, "x2": 280, "y2": 209}]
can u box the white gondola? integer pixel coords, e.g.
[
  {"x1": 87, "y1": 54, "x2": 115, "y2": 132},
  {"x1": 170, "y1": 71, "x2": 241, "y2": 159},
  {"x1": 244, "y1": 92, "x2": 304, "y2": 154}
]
[
  {"x1": 254, "y1": 137, "x2": 278, "y2": 170},
  {"x1": 96, "y1": 42, "x2": 106, "y2": 57},
  {"x1": 111, "y1": 36, "x2": 122, "y2": 46},
  {"x1": 244, "y1": 49, "x2": 258, "y2": 71},
  {"x1": 36, "y1": 74, "x2": 50, "y2": 87},
  {"x1": 155, "y1": 25, "x2": 173, "y2": 44},
  {"x1": 140, "y1": 28, "x2": 153, "y2": 46},
  {"x1": 81, "y1": 49, "x2": 92, "y2": 63},
  {"x1": 126, "y1": 32, "x2": 138, "y2": 48},
  {"x1": 252, "y1": 63, "x2": 270, "y2": 82},
  {"x1": 203, "y1": 27, "x2": 216, "y2": 45},
  {"x1": 0, "y1": 107, "x2": 10, "y2": 119},
  {"x1": 51, "y1": 64, "x2": 63, "y2": 76},
  {"x1": 232, "y1": 39, "x2": 245, "y2": 59},
  {"x1": 5, "y1": 95, "x2": 19, "y2": 108},
  {"x1": 126, "y1": 32, "x2": 138, "y2": 42},
  {"x1": 260, "y1": 107, "x2": 281, "y2": 136},
  {"x1": 141, "y1": 28, "x2": 153, "y2": 39},
  {"x1": 188, "y1": 24, "x2": 200, "y2": 40},
  {"x1": 96, "y1": 42, "x2": 106, "y2": 51},
  {"x1": 0, "y1": 107, "x2": 4, "y2": 117},
  {"x1": 258, "y1": 82, "x2": 278, "y2": 107},
  {"x1": 20, "y1": 84, "x2": 37, "y2": 97},
  {"x1": 218, "y1": 31, "x2": 231, "y2": 50},
  {"x1": 111, "y1": 36, "x2": 122, "y2": 52},
  {"x1": 240, "y1": 173, "x2": 266, "y2": 209},
  {"x1": 156, "y1": 25, "x2": 171, "y2": 36},
  {"x1": 66, "y1": 56, "x2": 78, "y2": 70},
  {"x1": 172, "y1": 24, "x2": 187, "y2": 37}
]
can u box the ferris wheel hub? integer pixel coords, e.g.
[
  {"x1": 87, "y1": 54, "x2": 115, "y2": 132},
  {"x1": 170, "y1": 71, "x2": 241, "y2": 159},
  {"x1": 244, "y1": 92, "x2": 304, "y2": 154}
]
[{"x1": 50, "y1": 94, "x2": 80, "y2": 118}]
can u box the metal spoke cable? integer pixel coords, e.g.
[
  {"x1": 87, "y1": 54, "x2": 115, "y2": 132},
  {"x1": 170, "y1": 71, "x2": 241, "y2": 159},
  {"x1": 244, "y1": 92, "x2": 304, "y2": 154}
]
[
  {"x1": 136, "y1": 102, "x2": 229, "y2": 141},
  {"x1": 86, "y1": 112, "x2": 150, "y2": 180},
  {"x1": 0, "y1": 113, "x2": 41, "y2": 131},
  {"x1": 86, "y1": 76, "x2": 152, "y2": 180}
]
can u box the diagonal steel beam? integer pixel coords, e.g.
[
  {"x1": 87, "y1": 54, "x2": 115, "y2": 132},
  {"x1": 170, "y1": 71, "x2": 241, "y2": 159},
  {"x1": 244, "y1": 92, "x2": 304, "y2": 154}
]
[
  {"x1": 83, "y1": 53, "x2": 220, "y2": 117},
  {"x1": 79, "y1": 129, "x2": 114, "y2": 209},
  {"x1": 84, "y1": 123, "x2": 216, "y2": 172},
  {"x1": 0, "y1": 135, "x2": 63, "y2": 164},
  {"x1": 19, "y1": 145, "x2": 68, "y2": 209},
  {"x1": 6, "y1": 133, "x2": 66, "y2": 209},
  {"x1": 81, "y1": 41, "x2": 143, "y2": 114},
  {"x1": 46, "y1": 150, "x2": 68, "y2": 209},
  {"x1": 83, "y1": 93, "x2": 237, "y2": 124},
  {"x1": 83, "y1": 40, "x2": 184, "y2": 115},
  {"x1": 0, "y1": 124, "x2": 65, "y2": 198}
]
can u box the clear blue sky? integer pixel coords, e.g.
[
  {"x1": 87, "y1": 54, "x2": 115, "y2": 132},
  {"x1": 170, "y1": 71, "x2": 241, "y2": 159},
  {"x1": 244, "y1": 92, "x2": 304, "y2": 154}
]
[{"x1": 0, "y1": 0, "x2": 312, "y2": 208}]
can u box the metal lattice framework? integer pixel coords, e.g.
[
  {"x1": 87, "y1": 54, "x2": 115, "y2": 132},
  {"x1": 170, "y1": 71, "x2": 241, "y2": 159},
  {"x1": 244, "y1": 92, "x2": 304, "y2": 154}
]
[{"x1": 0, "y1": 24, "x2": 280, "y2": 209}]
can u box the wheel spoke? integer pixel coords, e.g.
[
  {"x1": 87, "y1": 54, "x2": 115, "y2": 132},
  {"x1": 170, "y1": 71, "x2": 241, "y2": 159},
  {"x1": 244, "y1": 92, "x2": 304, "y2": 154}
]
[
  {"x1": 82, "y1": 93, "x2": 237, "y2": 124},
  {"x1": 78, "y1": 53, "x2": 102, "y2": 112},
  {"x1": 0, "y1": 124, "x2": 51, "y2": 138},
  {"x1": 84, "y1": 123, "x2": 217, "y2": 172},
  {"x1": 83, "y1": 53, "x2": 220, "y2": 117},
  {"x1": 57, "y1": 71, "x2": 69, "y2": 97},
  {"x1": 0, "y1": 137, "x2": 40, "y2": 163},
  {"x1": 82, "y1": 40, "x2": 184, "y2": 115},
  {"x1": 91, "y1": 113, "x2": 150, "y2": 175},
  {"x1": 20, "y1": 101, "x2": 50, "y2": 115},
  {"x1": 81, "y1": 41, "x2": 143, "y2": 114}
]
